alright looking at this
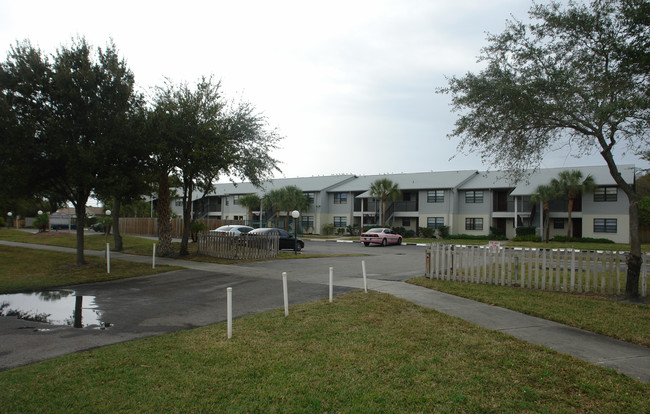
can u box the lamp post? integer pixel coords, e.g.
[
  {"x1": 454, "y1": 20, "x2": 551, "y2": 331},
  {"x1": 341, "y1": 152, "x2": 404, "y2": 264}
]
[
  {"x1": 105, "y1": 210, "x2": 111, "y2": 244},
  {"x1": 7, "y1": 212, "x2": 12, "y2": 229},
  {"x1": 291, "y1": 210, "x2": 300, "y2": 255}
]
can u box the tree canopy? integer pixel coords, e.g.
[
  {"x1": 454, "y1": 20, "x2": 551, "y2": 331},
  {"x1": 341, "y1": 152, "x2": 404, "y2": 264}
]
[
  {"x1": 1, "y1": 38, "x2": 138, "y2": 264},
  {"x1": 439, "y1": 0, "x2": 649, "y2": 297},
  {"x1": 369, "y1": 178, "x2": 401, "y2": 227}
]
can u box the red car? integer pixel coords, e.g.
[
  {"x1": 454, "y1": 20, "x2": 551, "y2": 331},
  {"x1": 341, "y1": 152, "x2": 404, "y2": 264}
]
[{"x1": 360, "y1": 228, "x2": 403, "y2": 246}]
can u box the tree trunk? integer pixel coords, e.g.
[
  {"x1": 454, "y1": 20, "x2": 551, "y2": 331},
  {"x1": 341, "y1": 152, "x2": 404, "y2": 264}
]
[
  {"x1": 566, "y1": 198, "x2": 574, "y2": 240},
  {"x1": 74, "y1": 201, "x2": 87, "y2": 266},
  {"x1": 157, "y1": 173, "x2": 174, "y2": 257},
  {"x1": 113, "y1": 197, "x2": 123, "y2": 251},
  {"x1": 543, "y1": 205, "x2": 550, "y2": 243},
  {"x1": 626, "y1": 194, "x2": 641, "y2": 298},
  {"x1": 180, "y1": 181, "x2": 194, "y2": 256}
]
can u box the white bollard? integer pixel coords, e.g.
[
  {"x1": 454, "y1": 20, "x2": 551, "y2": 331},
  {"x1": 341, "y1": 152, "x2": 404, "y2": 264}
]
[
  {"x1": 106, "y1": 243, "x2": 110, "y2": 274},
  {"x1": 329, "y1": 267, "x2": 334, "y2": 303},
  {"x1": 152, "y1": 243, "x2": 156, "y2": 269},
  {"x1": 362, "y1": 260, "x2": 368, "y2": 293},
  {"x1": 227, "y1": 287, "x2": 232, "y2": 339},
  {"x1": 282, "y1": 272, "x2": 289, "y2": 317}
]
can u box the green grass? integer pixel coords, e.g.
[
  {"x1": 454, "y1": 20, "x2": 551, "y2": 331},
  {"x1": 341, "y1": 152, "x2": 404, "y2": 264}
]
[
  {"x1": 1, "y1": 291, "x2": 648, "y2": 412},
  {"x1": 408, "y1": 276, "x2": 650, "y2": 347},
  {"x1": 0, "y1": 245, "x2": 182, "y2": 294}
]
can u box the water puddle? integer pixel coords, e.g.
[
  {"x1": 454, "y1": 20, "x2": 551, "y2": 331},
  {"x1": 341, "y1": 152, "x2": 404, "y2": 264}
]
[{"x1": 0, "y1": 290, "x2": 106, "y2": 329}]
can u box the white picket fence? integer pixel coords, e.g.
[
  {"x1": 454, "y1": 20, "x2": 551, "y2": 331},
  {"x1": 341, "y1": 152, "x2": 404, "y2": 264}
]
[
  {"x1": 425, "y1": 243, "x2": 648, "y2": 297},
  {"x1": 197, "y1": 232, "x2": 280, "y2": 260}
]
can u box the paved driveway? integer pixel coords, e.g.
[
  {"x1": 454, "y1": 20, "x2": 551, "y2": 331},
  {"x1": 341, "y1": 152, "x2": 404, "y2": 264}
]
[{"x1": 0, "y1": 240, "x2": 426, "y2": 371}]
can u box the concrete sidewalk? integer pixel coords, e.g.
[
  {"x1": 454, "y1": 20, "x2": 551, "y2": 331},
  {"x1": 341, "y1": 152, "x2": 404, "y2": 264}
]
[{"x1": 2, "y1": 240, "x2": 649, "y2": 382}]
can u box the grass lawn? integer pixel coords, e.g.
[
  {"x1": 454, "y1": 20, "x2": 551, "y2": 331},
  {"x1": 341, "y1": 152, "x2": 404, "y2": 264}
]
[
  {"x1": 1, "y1": 291, "x2": 648, "y2": 412},
  {"x1": 0, "y1": 245, "x2": 183, "y2": 294},
  {"x1": 408, "y1": 276, "x2": 650, "y2": 347}
]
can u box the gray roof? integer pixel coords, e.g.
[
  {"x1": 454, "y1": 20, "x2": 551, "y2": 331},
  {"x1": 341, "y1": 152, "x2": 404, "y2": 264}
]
[
  {"x1": 505, "y1": 165, "x2": 636, "y2": 196},
  {"x1": 329, "y1": 170, "x2": 478, "y2": 194},
  {"x1": 209, "y1": 175, "x2": 357, "y2": 196}
]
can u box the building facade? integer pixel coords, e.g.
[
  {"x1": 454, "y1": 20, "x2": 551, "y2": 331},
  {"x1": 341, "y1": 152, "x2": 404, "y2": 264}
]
[{"x1": 175, "y1": 165, "x2": 635, "y2": 243}]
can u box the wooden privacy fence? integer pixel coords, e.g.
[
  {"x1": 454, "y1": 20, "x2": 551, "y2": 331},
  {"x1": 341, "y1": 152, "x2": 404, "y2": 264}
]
[
  {"x1": 197, "y1": 232, "x2": 280, "y2": 260},
  {"x1": 119, "y1": 218, "x2": 235, "y2": 238},
  {"x1": 426, "y1": 244, "x2": 648, "y2": 297}
]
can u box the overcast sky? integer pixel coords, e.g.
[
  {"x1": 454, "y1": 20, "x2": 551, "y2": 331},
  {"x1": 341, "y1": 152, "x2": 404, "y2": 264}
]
[{"x1": 1, "y1": 0, "x2": 645, "y2": 181}]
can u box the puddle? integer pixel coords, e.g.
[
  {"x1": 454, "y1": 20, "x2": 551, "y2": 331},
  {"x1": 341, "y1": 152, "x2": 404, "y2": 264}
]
[{"x1": 0, "y1": 290, "x2": 105, "y2": 328}]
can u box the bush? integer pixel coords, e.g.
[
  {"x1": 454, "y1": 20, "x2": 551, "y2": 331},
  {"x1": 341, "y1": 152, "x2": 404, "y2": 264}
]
[
  {"x1": 490, "y1": 226, "x2": 505, "y2": 237},
  {"x1": 447, "y1": 234, "x2": 492, "y2": 240},
  {"x1": 515, "y1": 226, "x2": 536, "y2": 236},
  {"x1": 512, "y1": 234, "x2": 542, "y2": 242},
  {"x1": 419, "y1": 227, "x2": 435, "y2": 238},
  {"x1": 391, "y1": 226, "x2": 406, "y2": 237},
  {"x1": 551, "y1": 235, "x2": 615, "y2": 244},
  {"x1": 322, "y1": 223, "x2": 335, "y2": 235},
  {"x1": 346, "y1": 224, "x2": 361, "y2": 236},
  {"x1": 437, "y1": 225, "x2": 450, "y2": 239},
  {"x1": 33, "y1": 213, "x2": 49, "y2": 232},
  {"x1": 0, "y1": 217, "x2": 5, "y2": 227}
]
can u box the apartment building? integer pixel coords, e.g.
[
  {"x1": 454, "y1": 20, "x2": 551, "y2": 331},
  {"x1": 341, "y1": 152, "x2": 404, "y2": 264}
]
[{"x1": 176, "y1": 164, "x2": 635, "y2": 243}]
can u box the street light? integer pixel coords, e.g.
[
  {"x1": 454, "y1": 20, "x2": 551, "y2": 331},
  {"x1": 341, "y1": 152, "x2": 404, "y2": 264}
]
[
  {"x1": 6, "y1": 212, "x2": 12, "y2": 229},
  {"x1": 291, "y1": 210, "x2": 300, "y2": 255}
]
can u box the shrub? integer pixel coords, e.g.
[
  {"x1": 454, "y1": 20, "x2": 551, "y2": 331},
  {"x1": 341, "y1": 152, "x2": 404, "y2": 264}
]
[
  {"x1": 419, "y1": 227, "x2": 435, "y2": 238},
  {"x1": 447, "y1": 234, "x2": 492, "y2": 240},
  {"x1": 33, "y1": 213, "x2": 49, "y2": 232},
  {"x1": 512, "y1": 234, "x2": 542, "y2": 242},
  {"x1": 437, "y1": 225, "x2": 450, "y2": 239},
  {"x1": 346, "y1": 224, "x2": 361, "y2": 236},
  {"x1": 515, "y1": 226, "x2": 536, "y2": 236},
  {"x1": 551, "y1": 235, "x2": 614, "y2": 244},
  {"x1": 0, "y1": 217, "x2": 5, "y2": 227},
  {"x1": 490, "y1": 226, "x2": 505, "y2": 237},
  {"x1": 391, "y1": 226, "x2": 406, "y2": 237},
  {"x1": 322, "y1": 223, "x2": 335, "y2": 235}
]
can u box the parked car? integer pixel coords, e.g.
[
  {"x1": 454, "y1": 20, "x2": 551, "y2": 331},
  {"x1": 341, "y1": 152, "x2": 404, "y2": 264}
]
[
  {"x1": 210, "y1": 225, "x2": 254, "y2": 236},
  {"x1": 249, "y1": 228, "x2": 304, "y2": 251},
  {"x1": 360, "y1": 228, "x2": 402, "y2": 246}
]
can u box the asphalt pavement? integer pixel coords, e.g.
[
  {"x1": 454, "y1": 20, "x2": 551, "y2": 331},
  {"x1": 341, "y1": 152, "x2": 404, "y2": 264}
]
[{"x1": 1, "y1": 238, "x2": 649, "y2": 383}]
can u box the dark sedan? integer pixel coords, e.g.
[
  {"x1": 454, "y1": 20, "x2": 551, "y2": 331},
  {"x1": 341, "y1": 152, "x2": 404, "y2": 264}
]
[{"x1": 249, "y1": 228, "x2": 304, "y2": 251}]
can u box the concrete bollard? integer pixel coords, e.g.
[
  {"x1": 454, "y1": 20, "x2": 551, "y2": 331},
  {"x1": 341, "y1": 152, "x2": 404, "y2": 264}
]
[
  {"x1": 282, "y1": 272, "x2": 289, "y2": 317},
  {"x1": 227, "y1": 287, "x2": 232, "y2": 339},
  {"x1": 329, "y1": 267, "x2": 333, "y2": 303},
  {"x1": 362, "y1": 260, "x2": 368, "y2": 293}
]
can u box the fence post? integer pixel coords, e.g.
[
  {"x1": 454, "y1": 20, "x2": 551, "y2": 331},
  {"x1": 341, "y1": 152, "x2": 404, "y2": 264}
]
[
  {"x1": 329, "y1": 267, "x2": 334, "y2": 303},
  {"x1": 570, "y1": 249, "x2": 576, "y2": 292},
  {"x1": 362, "y1": 260, "x2": 368, "y2": 293}
]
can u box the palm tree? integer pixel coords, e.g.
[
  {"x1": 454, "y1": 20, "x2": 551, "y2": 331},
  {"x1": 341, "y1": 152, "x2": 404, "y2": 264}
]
[
  {"x1": 551, "y1": 170, "x2": 596, "y2": 240},
  {"x1": 278, "y1": 186, "x2": 310, "y2": 231},
  {"x1": 262, "y1": 189, "x2": 283, "y2": 227},
  {"x1": 369, "y1": 178, "x2": 401, "y2": 227},
  {"x1": 238, "y1": 193, "x2": 261, "y2": 227},
  {"x1": 530, "y1": 184, "x2": 557, "y2": 243}
]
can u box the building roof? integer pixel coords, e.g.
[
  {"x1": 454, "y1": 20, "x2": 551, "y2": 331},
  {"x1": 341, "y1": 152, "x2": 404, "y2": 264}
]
[
  {"x1": 209, "y1": 175, "x2": 357, "y2": 196},
  {"x1": 508, "y1": 164, "x2": 636, "y2": 196},
  {"x1": 330, "y1": 170, "x2": 478, "y2": 195}
]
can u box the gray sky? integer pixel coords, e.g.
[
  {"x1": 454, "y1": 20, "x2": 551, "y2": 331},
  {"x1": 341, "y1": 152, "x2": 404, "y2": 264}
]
[{"x1": 1, "y1": 0, "x2": 645, "y2": 180}]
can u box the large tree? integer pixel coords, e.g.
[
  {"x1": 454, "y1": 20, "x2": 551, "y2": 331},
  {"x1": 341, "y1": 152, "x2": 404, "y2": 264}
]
[
  {"x1": 277, "y1": 186, "x2": 310, "y2": 231},
  {"x1": 369, "y1": 178, "x2": 401, "y2": 227},
  {"x1": 238, "y1": 193, "x2": 261, "y2": 226},
  {"x1": 1, "y1": 38, "x2": 137, "y2": 265},
  {"x1": 151, "y1": 77, "x2": 280, "y2": 256},
  {"x1": 439, "y1": 0, "x2": 649, "y2": 298}
]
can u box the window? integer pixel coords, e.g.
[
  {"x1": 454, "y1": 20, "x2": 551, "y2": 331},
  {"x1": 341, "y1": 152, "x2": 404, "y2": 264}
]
[
  {"x1": 233, "y1": 195, "x2": 240, "y2": 205},
  {"x1": 334, "y1": 193, "x2": 347, "y2": 204},
  {"x1": 427, "y1": 217, "x2": 444, "y2": 229},
  {"x1": 427, "y1": 190, "x2": 444, "y2": 203},
  {"x1": 334, "y1": 216, "x2": 347, "y2": 227},
  {"x1": 465, "y1": 191, "x2": 484, "y2": 203},
  {"x1": 594, "y1": 187, "x2": 617, "y2": 202},
  {"x1": 305, "y1": 192, "x2": 315, "y2": 204},
  {"x1": 302, "y1": 216, "x2": 314, "y2": 228},
  {"x1": 174, "y1": 201, "x2": 182, "y2": 207},
  {"x1": 402, "y1": 218, "x2": 411, "y2": 226},
  {"x1": 594, "y1": 218, "x2": 617, "y2": 233},
  {"x1": 553, "y1": 218, "x2": 565, "y2": 229},
  {"x1": 465, "y1": 218, "x2": 483, "y2": 231}
]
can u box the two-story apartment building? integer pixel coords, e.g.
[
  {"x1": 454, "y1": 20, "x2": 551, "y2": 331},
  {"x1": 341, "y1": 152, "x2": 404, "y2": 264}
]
[{"x1": 162, "y1": 164, "x2": 635, "y2": 243}]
